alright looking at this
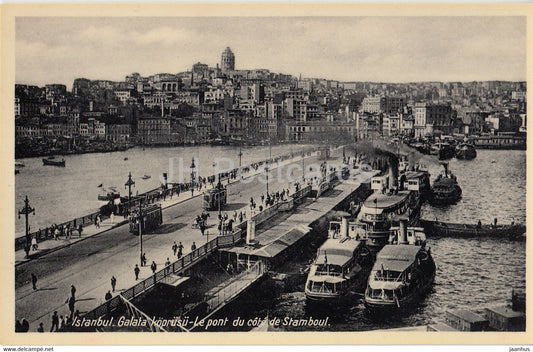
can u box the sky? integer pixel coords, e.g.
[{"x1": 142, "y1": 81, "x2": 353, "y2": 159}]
[{"x1": 15, "y1": 16, "x2": 526, "y2": 88}]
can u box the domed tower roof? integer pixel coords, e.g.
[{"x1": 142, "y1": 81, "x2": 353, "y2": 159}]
[{"x1": 221, "y1": 47, "x2": 235, "y2": 73}]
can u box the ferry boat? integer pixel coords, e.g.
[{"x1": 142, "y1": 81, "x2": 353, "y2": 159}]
[
  {"x1": 364, "y1": 221, "x2": 436, "y2": 311},
  {"x1": 355, "y1": 174, "x2": 421, "y2": 252},
  {"x1": 455, "y1": 143, "x2": 477, "y2": 160},
  {"x1": 305, "y1": 218, "x2": 374, "y2": 302},
  {"x1": 430, "y1": 163, "x2": 462, "y2": 205},
  {"x1": 398, "y1": 168, "x2": 431, "y2": 201}
]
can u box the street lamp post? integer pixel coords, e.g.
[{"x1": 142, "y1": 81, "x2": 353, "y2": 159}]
[
  {"x1": 138, "y1": 198, "x2": 143, "y2": 266},
  {"x1": 18, "y1": 196, "x2": 35, "y2": 259},
  {"x1": 190, "y1": 157, "x2": 196, "y2": 196},
  {"x1": 266, "y1": 140, "x2": 272, "y2": 195},
  {"x1": 124, "y1": 172, "x2": 135, "y2": 210}
]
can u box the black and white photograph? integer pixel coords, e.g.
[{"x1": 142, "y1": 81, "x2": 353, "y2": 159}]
[{"x1": 3, "y1": 4, "x2": 530, "y2": 346}]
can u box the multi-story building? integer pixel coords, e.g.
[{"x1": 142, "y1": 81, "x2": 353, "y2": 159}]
[
  {"x1": 14, "y1": 97, "x2": 20, "y2": 117},
  {"x1": 414, "y1": 102, "x2": 455, "y2": 138},
  {"x1": 400, "y1": 115, "x2": 414, "y2": 136},
  {"x1": 45, "y1": 84, "x2": 67, "y2": 101},
  {"x1": 382, "y1": 96, "x2": 406, "y2": 114},
  {"x1": 137, "y1": 117, "x2": 171, "y2": 145},
  {"x1": 143, "y1": 93, "x2": 167, "y2": 109},
  {"x1": 15, "y1": 125, "x2": 45, "y2": 138},
  {"x1": 285, "y1": 121, "x2": 356, "y2": 142},
  {"x1": 114, "y1": 90, "x2": 134, "y2": 105},
  {"x1": 106, "y1": 124, "x2": 132, "y2": 143},
  {"x1": 284, "y1": 98, "x2": 306, "y2": 121},
  {"x1": 173, "y1": 91, "x2": 202, "y2": 107}
]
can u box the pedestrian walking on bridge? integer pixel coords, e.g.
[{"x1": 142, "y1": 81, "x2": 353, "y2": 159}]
[
  {"x1": 67, "y1": 296, "x2": 75, "y2": 317},
  {"x1": 50, "y1": 311, "x2": 59, "y2": 332},
  {"x1": 134, "y1": 264, "x2": 140, "y2": 280},
  {"x1": 31, "y1": 273, "x2": 37, "y2": 290},
  {"x1": 70, "y1": 284, "x2": 76, "y2": 300},
  {"x1": 177, "y1": 242, "x2": 184, "y2": 258},
  {"x1": 172, "y1": 241, "x2": 178, "y2": 256},
  {"x1": 151, "y1": 261, "x2": 157, "y2": 274},
  {"x1": 111, "y1": 276, "x2": 117, "y2": 292}
]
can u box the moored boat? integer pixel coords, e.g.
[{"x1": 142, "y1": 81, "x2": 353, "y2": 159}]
[
  {"x1": 98, "y1": 191, "x2": 121, "y2": 201},
  {"x1": 398, "y1": 167, "x2": 431, "y2": 201},
  {"x1": 364, "y1": 221, "x2": 436, "y2": 311},
  {"x1": 305, "y1": 218, "x2": 374, "y2": 302},
  {"x1": 42, "y1": 158, "x2": 66, "y2": 167},
  {"x1": 355, "y1": 173, "x2": 421, "y2": 252},
  {"x1": 455, "y1": 143, "x2": 477, "y2": 160},
  {"x1": 430, "y1": 142, "x2": 455, "y2": 160},
  {"x1": 429, "y1": 163, "x2": 461, "y2": 205},
  {"x1": 420, "y1": 219, "x2": 525, "y2": 240}
]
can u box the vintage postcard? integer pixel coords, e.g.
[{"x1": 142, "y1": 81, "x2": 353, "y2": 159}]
[{"x1": 0, "y1": 2, "x2": 531, "y2": 347}]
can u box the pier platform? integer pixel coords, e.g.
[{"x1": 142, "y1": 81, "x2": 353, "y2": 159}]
[{"x1": 221, "y1": 174, "x2": 377, "y2": 266}]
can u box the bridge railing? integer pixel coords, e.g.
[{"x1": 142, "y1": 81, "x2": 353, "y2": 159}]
[
  {"x1": 83, "y1": 236, "x2": 219, "y2": 321},
  {"x1": 204, "y1": 261, "x2": 266, "y2": 313}
]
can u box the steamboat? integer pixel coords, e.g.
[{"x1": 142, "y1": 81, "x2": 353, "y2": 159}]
[
  {"x1": 430, "y1": 162, "x2": 462, "y2": 205},
  {"x1": 305, "y1": 217, "x2": 374, "y2": 302},
  {"x1": 364, "y1": 220, "x2": 436, "y2": 311},
  {"x1": 455, "y1": 143, "x2": 477, "y2": 160},
  {"x1": 355, "y1": 172, "x2": 421, "y2": 252}
]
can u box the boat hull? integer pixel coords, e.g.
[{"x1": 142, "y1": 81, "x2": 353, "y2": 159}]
[
  {"x1": 364, "y1": 272, "x2": 435, "y2": 312},
  {"x1": 421, "y1": 220, "x2": 526, "y2": 240}
]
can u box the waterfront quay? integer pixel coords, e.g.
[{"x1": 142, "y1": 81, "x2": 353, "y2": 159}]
[{"x1": 14, "y1": 147, "x2": 340, "y2": 332}]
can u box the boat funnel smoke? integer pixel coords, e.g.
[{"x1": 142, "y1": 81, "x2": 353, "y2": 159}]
[{"x1": 388, "y1": 164, "x2": 398, "y2": 190}]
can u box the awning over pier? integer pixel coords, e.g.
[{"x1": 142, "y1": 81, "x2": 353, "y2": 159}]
[{"x1": 224, "y1": 225, "x2": 310, "y2": 259}]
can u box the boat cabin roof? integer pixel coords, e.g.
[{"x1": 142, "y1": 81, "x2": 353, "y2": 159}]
[
  {"x1": 316, "y1": 238, "x2": 361, "y2": 266},
  {"x1": 307, "y1": 275, "x2": 345, "y2": 284},
  {"x1": 374, "y1": 245, "x2": 422, "y2": 272},
  {"x1": 363, "y1": 191, "x2": 410, "y2": 210}
]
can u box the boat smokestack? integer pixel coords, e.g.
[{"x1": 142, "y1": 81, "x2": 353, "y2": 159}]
[
  {"x1": 246, "y1": 219, "x2": 256, "y2": 244},
  {"x1": 408, "y1": 152, "x2": 415, "y2": 171},
  {"x1": 389, "y1": 163, "x2": 398, "y2": 190},
  {"x1": 399, "y1": 219, "x2": 408, "y2": 244},
  {"x1": 341, "y1": 217, "x2": 349, "y2": 238}
]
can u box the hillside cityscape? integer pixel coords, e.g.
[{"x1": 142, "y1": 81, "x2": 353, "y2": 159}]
[{"x1": 15, "y1": 46, "x2": 527, "y2": 158}]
